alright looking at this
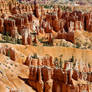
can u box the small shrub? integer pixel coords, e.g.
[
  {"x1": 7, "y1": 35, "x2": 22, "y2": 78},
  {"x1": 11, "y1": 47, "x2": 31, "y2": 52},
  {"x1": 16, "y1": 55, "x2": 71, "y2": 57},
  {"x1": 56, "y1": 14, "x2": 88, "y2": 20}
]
[
  {"x1": 54, "y1": 57, "x2": 59, "y2": 68},
  {"x1": 7, "y1": 50, "x2": 10, "y2": 57},
  {"x1": 70, "y1": 56, "x2": 74, "y2": 62},
  {"x1": 88, "y1": 64, "x2": 91, "y2": 67},
  {"x1": 5, "y1": 32, "x2": 10, "y2": 42},
  {"x1": 10, "y1": 63, "x2": 13, "y2": 66},
  {"x1": 44, "y1": 5, "x2": 52, "y2": 9},
  {"x1": 59, "y1": 58, "x2": 62, "y2": 68},
  {"x1": 76, "y1": 42, "x2": 81, "y2": 48},
  {"x1": 33, "y1": 43, "x2": 37, "y2": 46},
  {"x1": 32, "y1": 53, "x2": 38, "y2": 59},
  {"x1": 16, "y1": 39, "x2": 22, "y2": 44}
]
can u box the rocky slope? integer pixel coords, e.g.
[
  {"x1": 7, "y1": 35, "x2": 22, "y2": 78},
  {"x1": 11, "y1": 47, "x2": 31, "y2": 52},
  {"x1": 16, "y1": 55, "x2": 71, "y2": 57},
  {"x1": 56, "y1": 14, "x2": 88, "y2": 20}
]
[{"x1": 0, "y1": 54, "x2": 35, "y2": 92}]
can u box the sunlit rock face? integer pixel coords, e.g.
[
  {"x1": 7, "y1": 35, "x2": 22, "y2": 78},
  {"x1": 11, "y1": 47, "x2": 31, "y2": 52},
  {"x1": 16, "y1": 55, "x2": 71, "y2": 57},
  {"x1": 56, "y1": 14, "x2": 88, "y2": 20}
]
[
  {"x1": 9, "y1": 47, "x2": 16, "y2": 61},
  {"x1": 25, "y1": 55, "x2": 54, "y2": 67},
  {"x1": 27, "y1": 55, "x2": 92, "y2": 92},
  {"x1": 28, "y1": 61, "x2": 92, "y2": 92}
]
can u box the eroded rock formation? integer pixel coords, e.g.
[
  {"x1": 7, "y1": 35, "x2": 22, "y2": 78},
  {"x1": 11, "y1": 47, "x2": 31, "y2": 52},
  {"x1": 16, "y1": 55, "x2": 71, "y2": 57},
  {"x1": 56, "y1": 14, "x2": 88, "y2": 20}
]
[
  {"x1": 28, "y1": 61, "x2": 92, "y2": 92},
  {"x1": 0, "y1": 1, "x2": 92, "y2": 46}
]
